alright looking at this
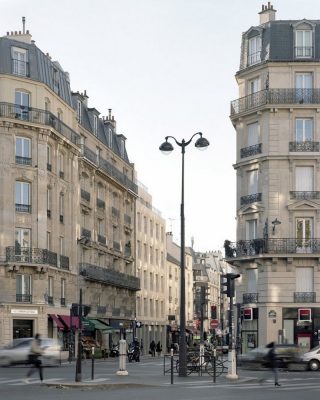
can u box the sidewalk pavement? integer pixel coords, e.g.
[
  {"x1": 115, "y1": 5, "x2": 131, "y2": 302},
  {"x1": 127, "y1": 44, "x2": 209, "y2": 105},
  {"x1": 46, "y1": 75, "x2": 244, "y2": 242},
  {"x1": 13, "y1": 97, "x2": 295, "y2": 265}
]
[{"x1": 44, "y1": 357, "x2": 256, "y2": 389}]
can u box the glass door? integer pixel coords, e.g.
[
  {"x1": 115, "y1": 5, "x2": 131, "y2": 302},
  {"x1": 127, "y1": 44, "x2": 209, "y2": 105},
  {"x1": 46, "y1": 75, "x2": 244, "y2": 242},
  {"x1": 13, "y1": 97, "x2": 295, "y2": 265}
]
[{"x1": 296, "y1": 218, "x2": 313, "y2": 253}]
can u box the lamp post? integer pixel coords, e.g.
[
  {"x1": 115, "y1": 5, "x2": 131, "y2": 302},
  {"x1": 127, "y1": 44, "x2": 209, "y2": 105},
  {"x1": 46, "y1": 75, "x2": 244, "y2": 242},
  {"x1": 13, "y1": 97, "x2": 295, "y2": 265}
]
[{"x1": 159, "y1": 132, "x2": 209, "y2": 377}]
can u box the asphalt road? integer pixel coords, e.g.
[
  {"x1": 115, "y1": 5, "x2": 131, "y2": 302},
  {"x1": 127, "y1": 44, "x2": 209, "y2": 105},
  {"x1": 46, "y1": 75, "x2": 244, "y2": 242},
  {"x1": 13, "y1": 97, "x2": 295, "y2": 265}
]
[{"x1": 0, "y1": 356, "x2": 320, "y2": 400}]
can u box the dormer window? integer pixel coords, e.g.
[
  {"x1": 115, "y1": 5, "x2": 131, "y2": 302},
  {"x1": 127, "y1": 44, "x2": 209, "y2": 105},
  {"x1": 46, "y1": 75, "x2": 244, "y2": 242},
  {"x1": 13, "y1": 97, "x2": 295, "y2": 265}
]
[
  {"x1": 77, "y1": 100, "x2": 82, "y2": 123},
  {"x1": 295, "y1": 29, "x2": 312, "y2": 58},
  {"x1": 12, "y1": 47, "x2": 28, "y2": 76},
  {"x1": 93, "y1": 115, "x2": 98, "y2": 136},
  {"x1": 248, "y1": 35, "x2": 261, "y2": 66}
]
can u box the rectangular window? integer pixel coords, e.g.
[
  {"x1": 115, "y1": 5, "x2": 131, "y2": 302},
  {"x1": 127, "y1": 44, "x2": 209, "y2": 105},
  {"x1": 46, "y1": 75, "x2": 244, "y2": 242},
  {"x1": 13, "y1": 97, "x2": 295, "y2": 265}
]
[
  {"x1": 15, "y1": 181, "x2": 31, "y2": 213},
  {"x1": 296, "y1": 217, "x2": 313, "y2": 251},
  {"x1": 47, "y1": 188, "x2": 51, "y2": 217},
  {"x1": 48, "y1": 276, "x2": 53, "y2": 296},
  {"x1": 47, "y1": 145, "x2": 52, "y2": 171},
  {"x1": 12, "y1": 47, "x2": 28, "y2": 76},
  {"x1": 59, "y1": 193, "x2": 64, "y2": 222},
  {"x1": 296, "y1": 119, "x2": 313, "y2": 142},
  {"x1": 247, "y1": 122, "x2": 259, "y2": 146},
  {"x1": 296, "y1": 267, "x2": 313, "y2": 292},
  {"x1": 15, "y1": 91, "x2": 29, "y2": 120},
  {"x1": 93, "y1": 115, "x2": 98, "y2": 136},
  {"x1": 246, "y1": 219, "x2": 257, "y2": 240},
  {"x1": 61, "y1": 278, "x2": 66, "y2": 300},
  {"x1": 47, "y1": 231, "x2": 51, "y2": 250},
  {"x1": 247, "y1": 268, "x2": 258, "y2": 293},
  {"x1": 108, "y1": 128, "x2": 113, "y2": 148},
  {"x1": 296, "y1": 30, "x2": 312, "y2": 58},
  {"x1": 77, "y1": 100, "x2": 82, "y2": 123},
  {"x1": 16, "y1": 274, "x2": 32, "y2": 302},
  {"x1": 248, "y1": 170, "x2": 258, "y2": 195},
  {"x1": 248, "y1": 36, "x2": 261, "y2": 65},
  {"x1": 59, "y1": 153, "x2": 64, "y2": 178},
  {"x1": 296, "y1": 166, "x2": 313, "y2": 191},
  {"x1": 16, "y1": 137, "x2": 31, "y2": 165},
  {"x1": 296, "y1": 73, "x2": 313, "y2": 103}
]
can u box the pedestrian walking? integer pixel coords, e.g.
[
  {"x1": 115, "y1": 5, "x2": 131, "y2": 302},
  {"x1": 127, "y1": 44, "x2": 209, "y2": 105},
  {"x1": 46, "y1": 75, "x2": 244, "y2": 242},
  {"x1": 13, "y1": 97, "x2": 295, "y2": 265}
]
[
  {"x1": 156, "y1": 341, "x2": 162, "y2": 357},
  {"x1": 259, "y1": 342, "x2": 281, "y2": 387},
  {"x1": 24, "y1": 334, "x2": 44, "y2": 383},
  {"x1": 149, "y1": 340, "x2": 156, "y2": 357}
]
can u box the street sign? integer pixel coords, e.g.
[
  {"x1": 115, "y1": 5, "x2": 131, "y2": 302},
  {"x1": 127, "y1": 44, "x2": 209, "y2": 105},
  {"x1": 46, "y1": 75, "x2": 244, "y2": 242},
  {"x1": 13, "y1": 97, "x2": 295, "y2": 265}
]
[{"x1": 210, "y1": 319, "x2": 219, "y2": 329}]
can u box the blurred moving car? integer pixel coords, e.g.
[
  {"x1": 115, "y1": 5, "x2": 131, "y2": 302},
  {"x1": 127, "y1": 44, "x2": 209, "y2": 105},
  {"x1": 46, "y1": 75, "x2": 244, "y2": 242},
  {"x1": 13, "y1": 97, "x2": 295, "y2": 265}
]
[
  {"x1": 302, "y1": 345, "x2": 320, "y2": 371},
  {"x1": 237, "y1": 343, "x2": 307, "y2": 370},
  {"x1": 0, "y1": 337, "x2": 61, "y2": 367}
]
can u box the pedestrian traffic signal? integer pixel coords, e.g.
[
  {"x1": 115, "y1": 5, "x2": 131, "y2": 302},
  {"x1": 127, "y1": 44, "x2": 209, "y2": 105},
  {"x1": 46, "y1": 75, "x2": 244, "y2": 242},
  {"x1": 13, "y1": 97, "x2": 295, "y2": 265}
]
[{"x1": 221, "y1": 273, "x2": 240, "y2": 297}]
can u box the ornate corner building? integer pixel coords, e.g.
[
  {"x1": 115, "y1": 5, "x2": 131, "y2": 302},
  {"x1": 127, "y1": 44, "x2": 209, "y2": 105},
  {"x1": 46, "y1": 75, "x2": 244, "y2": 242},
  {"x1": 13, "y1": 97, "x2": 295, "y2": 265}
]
[
  {"x1": 0, "y1": 26, "x2": 139, "y2": 345},
  {"x1": 228, "y1": 4, "x2": 320, "y2": 352}
]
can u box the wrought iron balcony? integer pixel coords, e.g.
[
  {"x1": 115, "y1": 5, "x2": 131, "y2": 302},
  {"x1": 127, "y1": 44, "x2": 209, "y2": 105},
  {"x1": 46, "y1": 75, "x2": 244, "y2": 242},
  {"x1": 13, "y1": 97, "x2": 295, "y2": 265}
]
[
  {"x1": 231, "y1": 88, "x2": 320, "y2": 117},
  {"x1": 294, "y1": 292, "x2": 316, "y2": 303},
  {"x1": 225, "y1": 238, "x2": 320, "y2": 259},
  {"x1": 59, "y1": 255, "x2": 69, "y2": 270},
  {"x1": 289, "y1": 141, "x2": 320, "y2": 152},
  {"x1": 81, "y1": 228, "x2": 91, "y2": 240},
  {"x1": 240, "y1": 143, "x2": 262, "y2": 158},
  {"x1": 295, "y1": 46, "x2": 313, "y2": 58},
  {"x1": 15, "y1": 155, "x2": 32, "y2": 165},
  {"x1": 290, "y1": 191, "x2": 320, "y2": 200},
  {"x1": 16, "y1": 294, "x2": 32, "y2": 303},
  {"x1": 60, "y1": 297, "x2": 66, "y2": 306},
  {"x1": 243, "y1": 293, "x2": 259, "y2": 304},
  {"x1": 79, "y1": 263, "x2": 140, "y2": 291},
  {"x1": 113, "y1": 241, "x2": 121, "y2": 251},
  {"x1": 47, "y1": 296, "x2": 54, "y2": 305},
  {"x1": 240, "y1": 193, "x2": 262, "y2": 206},
  {"x1": 15, "y1": 203, "x2": 32, "y2": 213},
  {"x1": 97, "y1": 234, "x2": 106, "y2": 245},
  {"x1": 0, "y1": 102, "x2": 80, "y2": 146}
]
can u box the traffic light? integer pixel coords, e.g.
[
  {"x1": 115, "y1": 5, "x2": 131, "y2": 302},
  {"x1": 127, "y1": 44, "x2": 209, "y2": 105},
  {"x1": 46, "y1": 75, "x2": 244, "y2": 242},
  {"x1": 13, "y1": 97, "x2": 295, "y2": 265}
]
[{"x1": 221, "y1": 273, "x2": 240, "y2": 297}]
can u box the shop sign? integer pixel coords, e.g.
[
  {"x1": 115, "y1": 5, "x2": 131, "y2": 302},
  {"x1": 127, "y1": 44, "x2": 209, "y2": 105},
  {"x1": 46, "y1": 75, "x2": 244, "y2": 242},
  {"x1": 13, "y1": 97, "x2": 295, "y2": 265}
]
[
  {"x1": 298, "y1": 308, "x2": 311, "y2": 322},
  {"x1": 11, "y1": 309, "x2": 38, "y2": 315},
  {"x1": 243, "y1": 308, "x2": 253, "y2": 320},
  {"x1": 268, "y1": 310, "x2": 277, "y2": 319}
]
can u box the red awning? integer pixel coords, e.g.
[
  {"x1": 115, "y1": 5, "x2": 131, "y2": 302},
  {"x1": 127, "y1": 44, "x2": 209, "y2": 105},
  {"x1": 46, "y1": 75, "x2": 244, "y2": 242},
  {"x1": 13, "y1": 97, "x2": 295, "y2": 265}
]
[
  {"x1": 59, "y1": 315, "x2": 80, "y2": 330},
  {"x1": 49, "y1": 314, "x2": 65, "y2": 330}
]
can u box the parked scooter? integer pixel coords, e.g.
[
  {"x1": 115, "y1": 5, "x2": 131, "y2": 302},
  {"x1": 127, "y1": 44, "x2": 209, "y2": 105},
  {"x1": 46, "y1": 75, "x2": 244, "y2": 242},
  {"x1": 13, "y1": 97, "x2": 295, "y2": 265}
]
[
  {"x1": 127, "y1": 341, "x2": 140, "y2": 362},
  {"x1": 109, "y1": 344, "x2": 119, "y2": 357}
]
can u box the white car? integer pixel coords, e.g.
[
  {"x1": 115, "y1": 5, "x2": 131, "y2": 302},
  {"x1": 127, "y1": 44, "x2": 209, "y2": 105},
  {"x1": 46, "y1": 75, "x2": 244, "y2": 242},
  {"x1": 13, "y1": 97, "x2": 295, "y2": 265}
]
[
  {"x1": 0, "y1": 338, "x2": 62, "y2": 367},
  {"x1": 302, "y1": 345, "x2": 320, "y2": 371}
]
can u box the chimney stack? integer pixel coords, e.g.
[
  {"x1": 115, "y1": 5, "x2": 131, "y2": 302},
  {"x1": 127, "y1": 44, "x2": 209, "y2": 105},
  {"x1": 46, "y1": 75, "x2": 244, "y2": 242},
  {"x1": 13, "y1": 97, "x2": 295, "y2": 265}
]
[{"x1": 259, "y1": 2, "x2": 276, "y2": 25}]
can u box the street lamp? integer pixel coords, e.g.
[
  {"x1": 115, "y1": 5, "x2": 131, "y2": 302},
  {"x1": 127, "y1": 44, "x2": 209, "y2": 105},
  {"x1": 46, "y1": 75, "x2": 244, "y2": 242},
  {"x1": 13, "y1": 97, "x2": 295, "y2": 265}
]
[{"x1": 159, "y1": 132, "x2": 209, "y2": 377}]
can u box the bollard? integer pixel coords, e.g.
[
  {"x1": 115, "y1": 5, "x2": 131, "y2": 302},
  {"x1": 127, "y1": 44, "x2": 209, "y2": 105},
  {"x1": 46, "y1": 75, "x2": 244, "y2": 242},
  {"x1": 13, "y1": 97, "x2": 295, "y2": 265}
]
[
  {"x1": 91, "y1": 346, "x2": 95, "y2": 380},
  {"x1": 213, "y1": 348, "x2": 216, "y2": 383},
  {"x1": 170, "y1": 348, "x2": 174, "y2": 384}
]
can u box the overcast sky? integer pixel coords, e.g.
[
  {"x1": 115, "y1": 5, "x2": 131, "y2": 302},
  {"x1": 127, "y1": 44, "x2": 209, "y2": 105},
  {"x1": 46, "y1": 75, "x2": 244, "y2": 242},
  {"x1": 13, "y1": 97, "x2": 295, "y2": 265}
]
[{"x1": 1, "y1": 0, "x2": 318, "y2": 252}]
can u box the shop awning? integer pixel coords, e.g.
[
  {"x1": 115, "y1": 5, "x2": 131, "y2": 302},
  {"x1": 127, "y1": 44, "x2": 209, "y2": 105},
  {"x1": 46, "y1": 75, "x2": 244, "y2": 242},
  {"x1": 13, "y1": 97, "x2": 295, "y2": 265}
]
[
  {"x1": 49, "y1": 314, "x2": 65, "y2": 330},
  {"x1": 59, "y1": 315, "x2": 80, "y2": 330},
  {"x1": 88, "y1": 318, "x2": 116, "y2": 332}
]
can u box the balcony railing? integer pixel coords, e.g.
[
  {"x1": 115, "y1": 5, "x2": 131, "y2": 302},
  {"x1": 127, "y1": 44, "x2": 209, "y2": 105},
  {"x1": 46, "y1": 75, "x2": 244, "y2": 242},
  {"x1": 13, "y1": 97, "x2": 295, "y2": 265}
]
[
  {"x1": 97, "y1": 234, "x2": 106, "y2": 245},
  {"x1": 15, "y1": 203, "x2": 32, "y2": 213},
  {"x1": 81, "y1": 228, "x2": 91, "y2": 240},
  {"x1": 6, "y1": 246, "x2": 69, "y2": 270},
  {"x1": 16, "y1": 294, "x2": 32, "y2": 303},
  {"x1": 15, "y1": 155, "x2": 32, "y2": 165},
  {"x1": 243, "y1": 293, "x2": 259, "y2": 304},
  {"x1": 290, "y1": 191, "x2": 320, "y2": 200},
  {"x1": 231, "y1": 89, "x2": 320, "y2": 116},
  {"x1": 113, "y1": 241, "x2": 121, "y2": 251},
  {"x1": 295, "y1": 46, "x2": 313, "y2": 58},
  {"x1": 60, "y1": 297, "x2": 66, "y2": 306},
  {"x1": 12, "y1": 59, "x2": 30, "y2": 76},
  {"x1": 47, "y1": 296, "x2": 54, "y2": 305},
  {"x1": 0, "y1": 102, "x2": 80, "y2": 147},
  {"x1": 240, "y1": 193, "x2": 262, "y2": 206},
  {"x1": 79, "y1": 263, "x2": 140, "y2": 291},
  {"x1": 289, "y1": 141, "x2": 320, "y2": 152},
  {"x1": 225, "y1": 238, "x2": 320, "y2": 258},
  {"x1": 294, "y1": 292, "x2": 316, "y2": 303},
  {"x1": 240, "y1": 143, "x2": 262, "y2": 158}
]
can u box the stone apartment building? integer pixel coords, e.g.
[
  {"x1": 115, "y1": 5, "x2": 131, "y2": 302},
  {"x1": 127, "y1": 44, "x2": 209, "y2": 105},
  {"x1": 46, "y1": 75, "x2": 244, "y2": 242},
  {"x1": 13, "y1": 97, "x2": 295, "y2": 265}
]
[
  {"x1": 227, "y1": 3, "x2": 320, "y2": 352},
  {"x1": 0, "y1": 26, "x2": 139, "y2": 347},
  {"x1": 135, "y1": 182, "x2": 166, "y2": 353}
]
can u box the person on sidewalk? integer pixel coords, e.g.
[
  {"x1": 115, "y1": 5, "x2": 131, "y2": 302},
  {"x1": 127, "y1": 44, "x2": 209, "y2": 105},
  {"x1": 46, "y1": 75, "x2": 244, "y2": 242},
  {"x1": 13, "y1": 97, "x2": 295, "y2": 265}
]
[
  {"x1": 156, "y1": 341, "x2": 162, "y2": 357},
  {"x1": 24, "y1": 334, "x2": 44, "y2": 383},
  {"x1": 149, "y1": 340, "x2": 156, "y2": 357},
  {"x1": 259, "y1": 342, "x2": 281, "y2": 387}
]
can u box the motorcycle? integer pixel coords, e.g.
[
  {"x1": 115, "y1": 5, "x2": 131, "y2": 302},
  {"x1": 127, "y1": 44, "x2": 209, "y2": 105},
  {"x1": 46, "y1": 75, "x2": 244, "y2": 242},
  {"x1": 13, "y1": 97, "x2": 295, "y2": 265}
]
[
  {"x1": 127, "y1": 343, "x2": 140, "y2": 362},
  {"x1": 109, "y1": 344, "x2": 119, "y2": 357}
]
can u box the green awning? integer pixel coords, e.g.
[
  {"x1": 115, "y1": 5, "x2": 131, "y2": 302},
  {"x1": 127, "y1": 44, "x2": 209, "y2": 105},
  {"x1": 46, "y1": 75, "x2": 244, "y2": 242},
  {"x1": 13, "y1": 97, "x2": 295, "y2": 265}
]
[{"x1": 88, "y1": 318, "x2": 116, "y2": 332}]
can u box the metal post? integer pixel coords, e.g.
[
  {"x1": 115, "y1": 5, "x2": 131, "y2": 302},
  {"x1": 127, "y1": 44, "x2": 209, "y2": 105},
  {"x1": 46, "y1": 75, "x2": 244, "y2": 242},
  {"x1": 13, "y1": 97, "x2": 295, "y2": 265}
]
[
  {"x1": 213, "y1": 347, "x2": 216, "y2": 383},
  {"x1": 75, "y1": 288, "x2": 82, "y2": 382},
  {"x1": 226, "y1": 295, "x2": 238, "y2": 380},
  {"x1": 91, "y1": 346, "x2": 95, "y2": 380},
  {"x1": 170, "y1": 348, "x2": 174, "y2": 384}
]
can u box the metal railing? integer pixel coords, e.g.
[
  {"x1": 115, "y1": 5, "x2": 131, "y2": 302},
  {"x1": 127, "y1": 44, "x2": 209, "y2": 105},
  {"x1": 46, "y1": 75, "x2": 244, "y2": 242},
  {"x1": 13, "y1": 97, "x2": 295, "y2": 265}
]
[
  {"x1": 289, "y1": 141, "x2": 320, "y2": 152},
  {"x1": 79, "y1": 263, "x2": 140, "y2": 291},
  {"x1": 16, "y1": 294, "x2": 32, "y2": 303},
  {"x1": 15, "y1": 203, "x2": 32, "y2": 213},
  {"x1": 295, "y1": 46, "x2": 313, "y2": 58},
  {"x1": 80, "y1": 188, "x2": 90, "y2": 202},
  {"x1": 6, "y1": 246, "x2": 69, "y2": 270},
  {"x1": 81, "y1": 228, "x2": 91, "y2": 240},
  {"x1": 231, "y1": 88, "x2": 320, "y2": 116},
  {"x1": 240, "y1": 143, "x2": 262, "y2": 158},
  {"x1": 15, "y1": 155, "x2": 32, "y2": 165},
  {"x1": 243, "y1": 293, "x2": 259, "y2": 304},
  {"x1": 225, "y1": 238, "x2": 320, "y2": 258},
  {"x1": 290, "y1": 191, "x2": 320, "y2": 200},
  {"x1": 240, "y1": 193, "x2": 262, "y2": 206},
  {"x1": 97, "y1": 234, "x2": 106, "y2": 245},
  {"x1": 294, "y1": 292, "x2": 316, "y2": 303},
  {"x1": 0, "y1": 102, "x2": 80, "y2": 146}
]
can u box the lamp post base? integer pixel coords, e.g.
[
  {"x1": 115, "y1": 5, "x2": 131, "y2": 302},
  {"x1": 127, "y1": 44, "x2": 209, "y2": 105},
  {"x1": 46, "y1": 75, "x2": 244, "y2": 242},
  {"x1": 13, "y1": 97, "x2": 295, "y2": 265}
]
[{"x1": 226, "y1": 349, "x2": 238, "y2": 380}]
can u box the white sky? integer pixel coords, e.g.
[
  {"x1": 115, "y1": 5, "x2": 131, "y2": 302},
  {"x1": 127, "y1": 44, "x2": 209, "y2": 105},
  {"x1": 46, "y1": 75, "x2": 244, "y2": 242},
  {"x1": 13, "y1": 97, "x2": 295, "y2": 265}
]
[{"x1": 1, "y1": 0, "x2": 318, "y2": 252}]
